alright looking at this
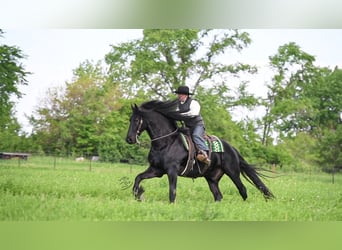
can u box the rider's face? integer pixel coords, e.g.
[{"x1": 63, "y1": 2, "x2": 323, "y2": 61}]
[{"x1": 178, "y1": 94, "x2": 188, "y2": 102}]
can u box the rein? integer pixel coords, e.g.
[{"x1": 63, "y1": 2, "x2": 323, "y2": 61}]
[
  {"x1": 136, "y1": 116, "x2": 178, "y2": 143},
  {"x1": 150, "y1": 128, "x2": 178, "y2": 142}
]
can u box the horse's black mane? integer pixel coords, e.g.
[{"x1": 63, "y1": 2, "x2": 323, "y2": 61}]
[
  {"x1": 139, "y1": 100, "x2": 192, "y2": 123},
  {"x1": 140, "y1": 100, "x2": 178, "y2": 114}
]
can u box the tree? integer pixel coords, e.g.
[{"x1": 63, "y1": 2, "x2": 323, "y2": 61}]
[
  {"x1": 259, "y1": 42, "x2": 318, "y2": 145},
  {"x1": 317, "y1": 125, "x2": 342, "y2": 172},
  {"x1": 254, "y1": 42, "x2": 342, "y2": 171},
  {"x1": 0, "y1": 30, "x2": 29, "y2": 120},
  {"x1": 310, "y1": 68, "x2": 342, "y2": 170},
  {"x1": 0, "y1": 29, "x2": 30, "y2": 151},
  {"x1": 305, "y1": 67, "x2": 342, "y2": 135},
  {"x1": 105, "y1": 29, "x2": 255, "y2": 100},
  {"x1": 31, "y1": 60, "x2": 122, "y2": 156}
]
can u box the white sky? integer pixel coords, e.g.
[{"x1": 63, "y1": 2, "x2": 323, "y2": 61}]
[{"x1": 2, "y1": 29, "x2": 342, "y2": 133}]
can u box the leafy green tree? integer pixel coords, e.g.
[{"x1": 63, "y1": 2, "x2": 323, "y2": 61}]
[
  {"x1": 316, "y1": 125, "x2": 342, "y2": 172},
  {"x1": 105, "y1": 29, "x2": 255, "y2": 100},
  {"x1": 0, "y1": 29, "x2": 30, "y2": 151},
  {"x1": 310, "y1": 68, "x2": 342, "y2": 170},
  {"x1": 259, "y1": 42, "x2": 318, "y2": 145},
  {"x1": 31, "y1": 60, "x2": 122, "y2": 156},
  {"x1": 304, "y1": 67, "x2": 342, "y2": 135},
  {"x1": 0, "y1": 30, "x2": 28, "y2": 120},
  {"x1": 30, "y1": 85, "x2": 66, "y2": 154},
  {"x1": 253, "y1": 42, "x2": 342, "y2": 171}
]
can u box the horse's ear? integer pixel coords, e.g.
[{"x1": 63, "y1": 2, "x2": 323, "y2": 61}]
[{"x1": 131, "y1": 103, "x2": 139, "y2": 112}]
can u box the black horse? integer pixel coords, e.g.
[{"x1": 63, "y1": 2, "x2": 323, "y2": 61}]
[{"x1": 126, "y1": 100, "x2": 274, "y2": 203}]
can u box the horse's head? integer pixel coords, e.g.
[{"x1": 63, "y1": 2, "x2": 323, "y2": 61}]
[
  {"x1": 126, "y1": 104, "x2": 147, "y2": 144},
  {"x1": 126, "y1": 100, "x2": 179, "y2": 144}
]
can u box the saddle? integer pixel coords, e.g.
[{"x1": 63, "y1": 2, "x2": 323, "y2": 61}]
[{"x1": 179, "y1": 129, "x2": 224, "y2": 176}]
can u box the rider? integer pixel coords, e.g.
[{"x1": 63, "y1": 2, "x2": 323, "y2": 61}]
[{"x1": 173, "y1": 85, "x2": 211, "y2": 165}]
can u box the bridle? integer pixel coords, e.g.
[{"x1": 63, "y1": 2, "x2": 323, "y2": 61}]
[
  {"x1": 135, "y1": 116, "x2": 178, "y2": 143},
  {"x1": 135, "y1": 117, "x2": 144, "y2": 144}
]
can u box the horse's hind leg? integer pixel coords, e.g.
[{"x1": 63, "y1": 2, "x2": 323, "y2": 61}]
[
  {"x1": 223, "y1": 163, "x2": 248, "y2": 200},
  {"x1": 205, "y1": 171, "x2": 224, "y2": 202},
  {"x1": 132, "y1": 166, "x2": 164, "y2": 201},
  {"x1": 228, "y1": 175, "x2": 248, "y2": 200},
  {"x1": 221, "y1": 145, "x2": 248, "y2": 200}
]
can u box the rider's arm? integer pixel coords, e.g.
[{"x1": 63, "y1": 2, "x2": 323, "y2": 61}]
[{"x1": 180, "y1": 100, "x2": 201, "y2": 117}]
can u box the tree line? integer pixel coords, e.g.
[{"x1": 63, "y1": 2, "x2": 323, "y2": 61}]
[{"x1": 1, "y1": 29, "x2": 341, "y2": 172}]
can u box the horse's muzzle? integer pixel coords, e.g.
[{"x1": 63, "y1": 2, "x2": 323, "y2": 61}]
[{"x1": 126, "y1": 136, "x2": 135, "y2": 144}]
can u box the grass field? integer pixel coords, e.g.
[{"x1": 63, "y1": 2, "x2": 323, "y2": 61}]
[{"x1": 0, "y1": 157, "x2": 341, "y2": 221}]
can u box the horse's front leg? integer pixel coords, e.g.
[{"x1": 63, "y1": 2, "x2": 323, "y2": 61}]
[
  {"x1": 167, "y1": 169, "x2": 178, "y2": 203},
  {"x1": 133, "y1": 166, "x2": 163, "y2": 201}
]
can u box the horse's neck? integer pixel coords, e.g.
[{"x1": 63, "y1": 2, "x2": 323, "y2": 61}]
[{"x1": 146, "y1": 112, "x2": 176, "y2": 141}]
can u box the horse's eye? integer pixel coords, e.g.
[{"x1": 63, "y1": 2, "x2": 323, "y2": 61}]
[{"x1": 135, "y1": 118, "x2": 140, "y2": 124}]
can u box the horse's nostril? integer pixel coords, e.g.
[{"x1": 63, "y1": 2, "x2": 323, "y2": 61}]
[{"x1": 126, "y1": 137, "x2": 136, "y2": 144}]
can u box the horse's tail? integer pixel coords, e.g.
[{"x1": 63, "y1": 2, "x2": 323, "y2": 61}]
[{"x1": 236, "y1": 149, "x2": 275, "y2": 200}]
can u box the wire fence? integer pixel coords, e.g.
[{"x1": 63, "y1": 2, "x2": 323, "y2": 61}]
[{"x1": 0, "y1": 153, "x2": 137, "y2": 174}]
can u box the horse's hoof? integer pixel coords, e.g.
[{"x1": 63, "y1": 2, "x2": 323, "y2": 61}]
[
  {"x1": 136, "y1": 194, "x2": 144, "y2": 202},
  {"x1": 133, "y1": 186, "x2": 144, "y2": 201}
]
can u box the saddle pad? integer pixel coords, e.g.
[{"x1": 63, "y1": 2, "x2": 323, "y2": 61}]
[
  {"x1": 180, "y1": 133, "x2": 224, "y2": 152},
  {"x1": 205, "y1": 135, "x2": 224, "y2": 152}
]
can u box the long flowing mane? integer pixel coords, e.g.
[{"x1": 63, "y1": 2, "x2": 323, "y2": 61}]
[
  {"x1": 140, "y1": 100, "x2": 178, "y2": 113},
  {"x1": 139, "y1": 100, "x2": 194, "y2": 124}
]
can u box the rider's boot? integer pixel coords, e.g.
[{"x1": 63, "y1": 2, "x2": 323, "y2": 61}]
[{"x1": 196, "y1": 150, "x2": 211, "y2": 165}]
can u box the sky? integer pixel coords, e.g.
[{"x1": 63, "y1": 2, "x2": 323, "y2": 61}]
[{"x1": 2, "y1": 29, "x2": 342, "y2": 133}]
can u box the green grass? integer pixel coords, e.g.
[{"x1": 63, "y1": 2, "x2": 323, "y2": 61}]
[{"x1": 0, "y1": 157, "x2": 341, "y2": 221}]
